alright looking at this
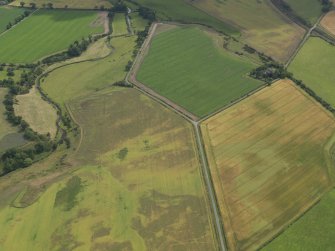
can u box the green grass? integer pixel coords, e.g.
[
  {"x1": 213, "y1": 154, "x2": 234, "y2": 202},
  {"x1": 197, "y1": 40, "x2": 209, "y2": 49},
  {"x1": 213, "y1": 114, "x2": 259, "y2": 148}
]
[
  {"x1": 137, "y1": 26, "x2": 263, "y2": 117},
  {"x1": 285, "y1": 0, "x2": 322, "y2": 24},
  {"x1": 263, "y1": 189, "x2": 335, "y2": 250},
  {"x1": 0, "y1": 67, "x2": 24, "y2": 82},
  {"x1": 129, "y1": 12, "x2": 148, "y2": 33},
  {"x1": 0, "y1": 88, "x2": 218, "y2": 250},
  {"x1": 134, "y1": 0, "x2": 238, "y2": 35},
  {"x1": 188, "y1": 0, "x2": 305, "y2": 62},
  {"x1": 289, "y1": 37, "x2": 335, "y2": 108},
  {"x1": 0, "y1": 9, "x2": 104, "y2": 63},
  {"x1": 112, "y1": 13, "x2": 128, "y2": 36},
  {"x1": 0, "y1": 6, "x2": 26, "y2": 33},
  {"x1": 41, "y1": 36, "x2": 135, "y2": 108}
]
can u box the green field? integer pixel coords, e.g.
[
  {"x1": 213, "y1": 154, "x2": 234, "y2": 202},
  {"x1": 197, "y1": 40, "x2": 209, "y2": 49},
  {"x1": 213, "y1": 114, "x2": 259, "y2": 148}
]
[
  {"x1": 0, "y1": 88, "x2": 26, "y2": 153},
  {"x1": 0, "y1": 9, "x2": 104, "y2": 63},
  {"x1": 289, "y1": 37, "x2": 335, "y2": 107},
  {"x1": 42, "y1": 36, "x2": 135, "y2": 108},
  {"x1": 129, "y1": 12, "x2": 149, "y2": 33},
  {"x1": 0, "y1": 6, "x2": 26, "y2": 33},
  {"x1": 10, "y1": 0, "x2": 112, "y2": 9},
  {"x1": 112, "y1": 13, "x2": 128, "y2": 36},
  {"x1": 136, "y1": 26, "x2": 263, "y2": 117},
  {"x1": 188, "y1": 0, "x2": 305, "y2": 62},
  {"x1": 284, "y1": 0, "x2": 322, "y2": 24},
  {"x1": 134, "y1": 0, "x2": 238, "y2": 35},
  {"x1": 263, "y1": 189, "x2": 335, "y2": 250},
  {"x1": 201, "y1": 79, "x2": 335, "y2": 250},
  {"x1": 0, "y1": 87, "x2": 218, "y2": 250}
]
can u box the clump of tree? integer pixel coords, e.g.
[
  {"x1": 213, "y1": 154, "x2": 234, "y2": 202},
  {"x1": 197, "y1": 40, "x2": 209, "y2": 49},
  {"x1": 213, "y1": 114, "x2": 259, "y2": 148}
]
[
  {"x1": 138, "y1": 6, "x2": 156, "y2": 22},
  {"x1": 321, "y1": 0, "x2": 333, "y2": 12},
  {"x1": 113, "y1": 80, "x2": 133, "y2": 87},
  {"x1": 42, "y1": 36, "x2": 96, "y2": 64},
  {"x1": 250, "y1": 62, "x2": 292, "y2": 83},
  {"x1": 111, "y1": 0, "x2": 128, "y2": 13}
]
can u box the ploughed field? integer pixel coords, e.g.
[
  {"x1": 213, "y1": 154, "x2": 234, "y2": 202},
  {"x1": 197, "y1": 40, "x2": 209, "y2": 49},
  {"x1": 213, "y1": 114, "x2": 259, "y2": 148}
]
[
  {"x1": 187, "y1": 0, "x2": 305, "y2": 62},
  {"x1": 136, "y1": 25, "x2": 263, "y2": 118},
  {"x1": 201, "y1": 79, "x2": 335, "y2": 251},
  {"x1": 0, "y1": 9, "x2": 104, "y2": 63},
  {"x1": 0, "y1": 88, "x2": 218, "y2": 250},
  {"x1": 289, "y1": 37, "x2": 335, "y2": 108},
  {"x1": 320, "y1": 10, "x2": 335, "y2": 36}
]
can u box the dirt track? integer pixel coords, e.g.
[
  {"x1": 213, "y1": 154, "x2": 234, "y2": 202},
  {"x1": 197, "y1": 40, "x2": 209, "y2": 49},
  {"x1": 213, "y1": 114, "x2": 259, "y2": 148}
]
[{"x1": 126, "y1": 22, "x2": 227, "y2": 251}]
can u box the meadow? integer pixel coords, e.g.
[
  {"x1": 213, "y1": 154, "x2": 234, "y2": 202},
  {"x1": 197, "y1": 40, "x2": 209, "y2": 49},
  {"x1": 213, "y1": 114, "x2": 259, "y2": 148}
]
[
  {"x1": 320, "y1": 11, "x2": 335, "y2": 36},
  {"x1": 0, "y1": 9, "x2": 104, "y2": 63},
  {"x1": 285, "y1": 0, "x2": 322, "y2": 24},
  {"x1": 112, "y1": 13, "x2": 128, "y2": 36},
  {"x1": 136, "y1": 26, "x2": 263, "y2": 118},
  {"x1": 0, "y1": 6, "x2": 26, "y2": 33},
  {"x1": 201, "y1": 79, "x2": 335, "y2": 251},
  {"x1": 134, "y1": 0, "x2": 238, "y2": 35},
  {"x1": 289, "y1": 37, "x2": 335, "y2": 107},
  {"x1": 42, "y1": 36, "x2": 135, "y2": 108},
  {"x1": 14, "y1": 87, "x2": 58, "y2": 138},
  {"x1": 0, "y1": 87, "x2": 218, "y2": 250},
  {"x1": 0, "y1": 88, "x2": 26, "y2": 153},
  {"x1": 10, "y1": 0, "x2": 112, "y2": 9},
  {"x1": 188, "y1": 0, "x2": 305, "y2": 62},
  {"x1": 263, "y1": 189, "x2": 335, "y2": 250},
  {"x1": 129, "y1": 12, "x2": 149, "y2": 33}
]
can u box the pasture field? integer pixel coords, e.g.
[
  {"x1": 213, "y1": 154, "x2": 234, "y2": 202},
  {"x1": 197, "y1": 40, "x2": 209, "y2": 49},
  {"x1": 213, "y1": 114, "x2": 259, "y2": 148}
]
[
  {"x1": 263, "y1": 189, "x2": 335, "y2": 250},
  {"x1": 134, "y1": 0, "x2": 238, "y2": 35},
  {"x1": 284, "y1": 0, "x2": 322, "y2": 24},
  {"x1": 0, "y1": 88, "x2": 26, "y2": 153},
  {"x1": 289, "y1": 37, "x2": 335, "y2": 107},
  {"x1": 0, "y1": 9, "x2": 104, "y2": 63},
  {"x1": 320, "y1": 11, "x2": 335, "y2": 36},
  {"x1": 136, "y1": 26, "x2": 263, "y2": 117},
  {"x1": 201, "y1": 79, "x2": 335, "y2": 251},
  {"x1": 10, "y1": 0, "x2": 112, "y2": 9},
  {"x1": 129, "y1": 12, "x2": 149, "y2": 33},
  {"x1": 0, "y1": 87, "x2": 218, "y2": 250},
  {"x1": 112, "y1": 13, "x2": 128, "y2": 36},
  {"x1": 0, "y1": 67, "x2": 24, "y2": 82},
  {"x1": 42, "y1": 36, "x2": 135, "y2": 108},
  {"x1": 14, "y1": 87, "x2": 58, "y2": 138},
  {"x1": 0, "y1": 6, "x2": 26, "y2": 33},
  {"x1": 188, "y1": 0, "x2": 305, "y2": 62}
]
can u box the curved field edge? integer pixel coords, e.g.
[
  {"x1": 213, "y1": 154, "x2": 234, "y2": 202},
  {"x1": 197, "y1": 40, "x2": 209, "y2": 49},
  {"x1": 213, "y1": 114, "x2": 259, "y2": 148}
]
[
  {"x1": 200, "y1": 79, "x2": 335, "y2": 251},
  {"x1": 135, "y1": 24, "x2": 263, "y2": 118},
  {"x1": 0, "y1": 9, "x2": 104, "y2": 63},
  {"x1": 0, "y1": 87, "x2": 219, "y2": 250},
  {"x1": 187, "y1": 0, "x2": 306, "y2": 62}
]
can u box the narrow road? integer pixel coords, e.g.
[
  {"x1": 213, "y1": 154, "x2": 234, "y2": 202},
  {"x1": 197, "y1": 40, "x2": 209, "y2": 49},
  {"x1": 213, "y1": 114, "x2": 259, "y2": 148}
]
[
  {"x1": 126, "y1": 22, "x2": 227, "y2": 251},
  {"x1": 285, "y1": 15, "x2": 323, "y2": 68}
]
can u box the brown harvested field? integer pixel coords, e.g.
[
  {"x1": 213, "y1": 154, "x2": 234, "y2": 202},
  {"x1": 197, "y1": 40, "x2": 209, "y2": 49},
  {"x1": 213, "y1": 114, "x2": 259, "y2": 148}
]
[
  {"x1": 201, "y1": 79, "x2": 335, "y2": 251},
  {"x1": 320, "y1": 11, "x2": 335, "y2": 36}
]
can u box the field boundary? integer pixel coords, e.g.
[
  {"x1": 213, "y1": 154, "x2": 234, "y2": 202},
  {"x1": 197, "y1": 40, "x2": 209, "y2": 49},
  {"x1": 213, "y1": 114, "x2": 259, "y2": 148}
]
[{"x1": 0, "y1": 8, "x2": 38, "y2": 37}]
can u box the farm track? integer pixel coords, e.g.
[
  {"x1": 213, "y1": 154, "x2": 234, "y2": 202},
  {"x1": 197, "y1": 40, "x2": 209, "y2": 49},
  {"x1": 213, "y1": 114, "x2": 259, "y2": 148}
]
[
  {"x1": 126, "y1": 22, "x2": 227, "y2": 251},
  {"x1": 285, "y1": 15, "x2": 323, "y2": 68}
]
